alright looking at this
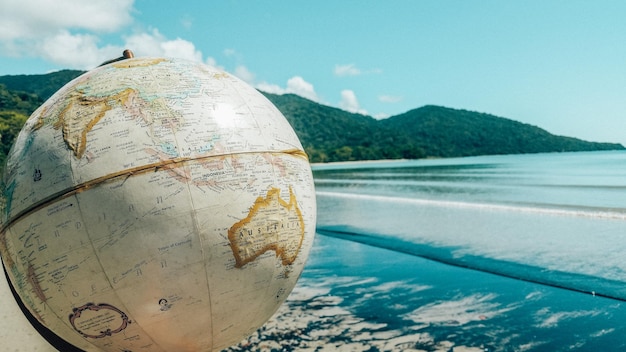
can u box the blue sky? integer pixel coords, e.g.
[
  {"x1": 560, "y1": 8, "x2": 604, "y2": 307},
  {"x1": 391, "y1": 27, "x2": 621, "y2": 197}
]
[{"x1": 1, "y1": 0, "x2": 625, "y2": 145}]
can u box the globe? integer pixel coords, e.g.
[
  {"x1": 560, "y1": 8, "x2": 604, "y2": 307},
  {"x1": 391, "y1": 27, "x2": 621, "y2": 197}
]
[{"x1": 0, "y1": 57, "x2": 316, "y2": 351}]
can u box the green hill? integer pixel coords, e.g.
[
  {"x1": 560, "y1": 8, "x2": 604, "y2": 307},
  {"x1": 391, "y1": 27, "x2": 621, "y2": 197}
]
[
  {"x1": 0, "y1": 69, "x2": 83, "y2": 100},
  {"x1": 262, "y1": 93, "x2": 424, "y2": 162},
  {"x1": 264, "y1": 93, "x2": 623, "y2": 162},
  {"x1": 0, "y1": 84, "x2": 38, "y2": 166},
  {"x1": 0, "y1": 70, "x2": 622, "y2": 164},
  {"x1": 379, "y1": 105, "x2": 623, "y2": 157}
]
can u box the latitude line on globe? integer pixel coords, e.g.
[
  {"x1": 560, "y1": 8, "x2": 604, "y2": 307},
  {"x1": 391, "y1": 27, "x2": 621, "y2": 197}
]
[{"x1": 0, "y1": 148, "x2": 308, "y2": 235}]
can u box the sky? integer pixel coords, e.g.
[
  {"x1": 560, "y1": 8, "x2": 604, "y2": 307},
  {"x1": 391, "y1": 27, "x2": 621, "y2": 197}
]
[{"x1": 1, "y1": 0, "x2": 625, "y2": 145}]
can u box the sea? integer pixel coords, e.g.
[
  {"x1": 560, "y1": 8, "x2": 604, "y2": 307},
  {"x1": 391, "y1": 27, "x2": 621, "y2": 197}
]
[
  {"x1": 228, "y1": 150, "x2": 626, "y2": 352},
  {"x1": 315, "y1": 150, "x2": 626, "y2": 299}
]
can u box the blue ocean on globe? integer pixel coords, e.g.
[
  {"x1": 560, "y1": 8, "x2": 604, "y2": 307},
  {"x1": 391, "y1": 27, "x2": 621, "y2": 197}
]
[{"x1": 227, "y1": 150, "x2": 626, "y2": 351}]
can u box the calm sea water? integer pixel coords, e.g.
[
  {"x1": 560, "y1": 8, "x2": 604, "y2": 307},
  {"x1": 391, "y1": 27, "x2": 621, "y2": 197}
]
[{"x1": 313, "y1": 151, "x2": 626, "y2": 300}]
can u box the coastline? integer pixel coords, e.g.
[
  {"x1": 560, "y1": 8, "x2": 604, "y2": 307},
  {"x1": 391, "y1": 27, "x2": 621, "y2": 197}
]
[
  {"x1": 309, "y1": 150, "x2": 626, "y2": 169},
  {"x1": 310, "y1": 158, "x2": 409, "y2": 166},
  {"x1": 310, "y1": 158, "x2": 413, "y2": 172}
]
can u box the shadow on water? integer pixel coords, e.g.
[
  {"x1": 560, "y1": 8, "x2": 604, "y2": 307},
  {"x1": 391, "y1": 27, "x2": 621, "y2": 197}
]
[{"x1": 316, "y1": 225, "x2": 626, "y2": 302}]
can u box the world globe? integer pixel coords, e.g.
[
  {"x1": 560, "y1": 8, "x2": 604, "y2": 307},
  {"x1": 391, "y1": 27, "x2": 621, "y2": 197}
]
[{"x1": 0, "y1": 56, "x2": 316, "y2": 351}]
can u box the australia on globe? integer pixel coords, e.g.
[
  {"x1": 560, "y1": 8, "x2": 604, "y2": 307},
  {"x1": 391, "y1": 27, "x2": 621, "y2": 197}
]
[{"x1": 0, "y1": 56, "x2": 316, "y2": 351}]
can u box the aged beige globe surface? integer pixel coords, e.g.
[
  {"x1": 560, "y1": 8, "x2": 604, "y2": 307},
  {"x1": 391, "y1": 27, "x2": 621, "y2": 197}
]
[{"x1": 0, "y1": 57, "x2": 316, "y2": 351}]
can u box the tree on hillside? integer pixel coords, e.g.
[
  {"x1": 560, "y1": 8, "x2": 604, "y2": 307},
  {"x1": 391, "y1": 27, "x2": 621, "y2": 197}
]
[{"x1": 0, "y1": 111, "x2": 28, "y2": 166}]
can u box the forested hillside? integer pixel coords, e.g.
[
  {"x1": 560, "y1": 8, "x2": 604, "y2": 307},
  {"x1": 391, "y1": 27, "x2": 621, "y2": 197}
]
[
  {"x1": 0, "y1": 84, "x2": 41, "y2": 166},
  {"x1": 380, "y1": 105, "x2": 621, "y2": 157},
  {"x1": 262, "y1": 93, "x2": 425, "y2": 162},
  {"x1": 0, "y1": 70, "x2": 622, "y2": 165},
  {"x1": 0, "y1": 70, "x2": 83, "y2": 100},
  {"x1": 263, "y1": 93, "x2": 623, "y2": 162}
]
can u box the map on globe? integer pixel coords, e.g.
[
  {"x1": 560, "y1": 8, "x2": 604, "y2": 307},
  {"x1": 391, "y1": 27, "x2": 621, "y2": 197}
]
[{"x1": 0, "y1": 58, "x2": 316, "y2": 351}]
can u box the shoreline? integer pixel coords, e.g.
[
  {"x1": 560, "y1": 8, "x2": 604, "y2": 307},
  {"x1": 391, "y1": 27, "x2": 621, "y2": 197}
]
[
  {"x1": 310, "y1": 158, "x2": 414, "y2": 171},
  {"x1": 310, "y1": 149, "x2": 626, "y2": 168},
  {"x1": 310, "y1": 158, "x2": 410, "y2": 166}
]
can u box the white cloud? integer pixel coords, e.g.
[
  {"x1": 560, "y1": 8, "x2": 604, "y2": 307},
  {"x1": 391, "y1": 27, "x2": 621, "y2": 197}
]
[
  {"x1": 379, "y1": 95, "x2": 403, "y2": 103},
  {"x1": 12, "y1": 25, "x2": 205, "y2": 70},
  {"x1": 0, "y1": 1, "x2": 202, "y2": 69},
  {"x1": 222, "y1": 48, "x2": 247, "y2": 66},
  {"x1": 0, "y1": 0, "x2": 133, "y2": 42},
  {"x1": 180, "y1": 14, "x2": 194, "y2": 30},
  {"x1": 334, "y1": 63, "x2": 382, "y2": 77},
  {"x1": 0, "y1": 1, "x2": 330, "y2": 107},
  {"x1": 234, "y1": 65, "x2": 255, "y2": 83},
  {"x1": 159, "y1": 37, "x2": 203, "y2": 62},
  {"x1": 255, "y1": 76, "x2": 320, "y2": 102},
  {"x1": 21, "y1": 26, "x2": 204, "y2": 70},
  {"x1": 0, "y1": 0, "x2": 135, "y2": 67},
  {"x1": 124, "y1": 29, "x2": 203, "y2": 63},
  {"x1": 286, "y1": 76, "x2": 319, "y2": 101},
  {"x1": 255, "y1": 82, "x2": 286, "y2": 95},
  {"x1": 205, "y1": 56, "x2": 224, "y2": 70},
  {"x1": 334, "y1": 63, "x2": 361, "y2": 77},
  {"x1": 339, "y1": 89, "x2": 367, "y2": 115},
  {"x1": 40, "y1": 30, "x2": 120, "y2": 69}
]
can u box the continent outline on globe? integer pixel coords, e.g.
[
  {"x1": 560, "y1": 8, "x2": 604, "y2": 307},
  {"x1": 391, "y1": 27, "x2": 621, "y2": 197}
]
[{"x1": 228, "y1": 186, "x2": 305, "y2": 269}]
